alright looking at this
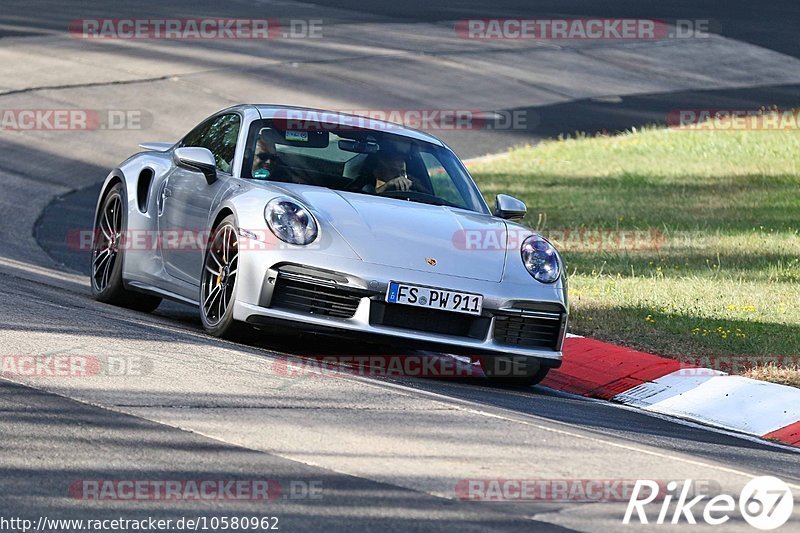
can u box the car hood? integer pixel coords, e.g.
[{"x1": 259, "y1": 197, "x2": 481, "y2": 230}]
[{"x1": 274, "y1": 184, "x2": 508, "y2": 282}]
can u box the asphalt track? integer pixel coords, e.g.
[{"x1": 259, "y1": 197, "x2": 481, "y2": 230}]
[{"x1": 2, "y1": 1, "x2": 800, "y2": 531}]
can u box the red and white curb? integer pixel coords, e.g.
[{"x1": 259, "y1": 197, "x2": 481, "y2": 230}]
[{"x1": 543, "y1": 336, "x2": 800, "y2": 448}]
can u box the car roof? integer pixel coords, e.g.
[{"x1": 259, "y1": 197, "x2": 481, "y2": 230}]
[{"x1": 247, "y1": 104, "x2": 445, "y2": 146}]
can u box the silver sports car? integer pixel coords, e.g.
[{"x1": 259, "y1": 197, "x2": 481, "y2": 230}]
[{"x1": 91, "y1": 105, "x2": 568, "y2": 385}]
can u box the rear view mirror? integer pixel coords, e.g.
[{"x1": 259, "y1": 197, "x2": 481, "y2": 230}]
[
  {"x1": 339, "y1": 139, "x2": 379, "y2": 154},
  {"x1": 174, "y1": 147, "x2": 217, "y2": 184},
  {"x1": 495, "y1": 194, "x2": 527, "y2": 220}
]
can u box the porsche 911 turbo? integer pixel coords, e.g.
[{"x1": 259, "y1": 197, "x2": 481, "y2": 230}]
[{"x1": 91, "y1": 105, "x2": 568, "y2": 385}]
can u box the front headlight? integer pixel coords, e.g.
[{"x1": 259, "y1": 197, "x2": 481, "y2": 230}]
[
  {"x1": 264, "y1": 198, "x2": 318, "y2": 245},
  {"x1": 521, "y1": 235, "x2": 561, "y2": 283}
]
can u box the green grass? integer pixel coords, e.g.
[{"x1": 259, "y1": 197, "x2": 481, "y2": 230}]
[{"x1": 468, "y1": 124, "x2": 800, "y2": 383}]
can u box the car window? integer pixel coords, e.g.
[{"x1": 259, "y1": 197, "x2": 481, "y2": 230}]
[
  {"x1": 242, "y1": 119, "x2": 490, "y2": 214},
  {"x1": 419, "y1": 152, "x2": 466, "y2": 208},
  {"x1": 181, "y1": 114, "x2": 241, "y2": 173}
]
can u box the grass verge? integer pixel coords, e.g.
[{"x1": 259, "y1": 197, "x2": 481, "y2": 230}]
[{"x1": 468, "y1": 121, "x2": 800, "y2": 386}]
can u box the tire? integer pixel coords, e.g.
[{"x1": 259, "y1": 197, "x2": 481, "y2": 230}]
[
  {"x1": 91, "y1": 183, "x2": 162, "y2": 313},
  {"x1": 479, "y1": 356, "x2": 550, "y2": 387},
  {"x1": 200, "y1": 215, "x2": 245, "y2": 339}
]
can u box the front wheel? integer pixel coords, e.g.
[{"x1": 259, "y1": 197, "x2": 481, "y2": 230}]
[
  {"x1": 200, "y1": 216, "x2": 243, "y2": 338},
  {"x1": 479, "y1": 356, "x2": 550, "y2": 387}
]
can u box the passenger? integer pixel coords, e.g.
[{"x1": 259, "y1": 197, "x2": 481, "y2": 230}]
[{"x1": 251, "y1": 134, "x2": 286, "y2": 180}]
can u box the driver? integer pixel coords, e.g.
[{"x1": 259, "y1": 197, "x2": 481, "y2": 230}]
[{"x1": 373, "y1": 153, "x2": 413, "y2": 193}]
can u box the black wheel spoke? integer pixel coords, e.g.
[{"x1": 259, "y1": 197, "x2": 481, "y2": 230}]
[
  {"x1": 93, "y1": 249, "x2": 111, "y2": 272},
  {"x1": 103, "y1": 209, "x2": 113, "y2": 236},
  {"x1": 114, "y1": 197, "x2": 122, "y2": 231},
  {"x1": 217, "y1": 286, "x2": 225, "y2": 318},
  {"x1": 209, "y1": 250, "x2": 224, "y2": 270},
  {"x1": 203, "y1": 284, "x2": 221, "y2": 312},
  {"x1": 99, "y1": 217, "x2": 112, "y2": 240},
  {"x1": 102, "y1": 252, "x2": 114, "y2": 288}
]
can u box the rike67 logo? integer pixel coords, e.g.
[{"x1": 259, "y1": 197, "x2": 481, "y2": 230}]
[{"x1": 624, "y1": 477, "x2": 794, "y2": 530}]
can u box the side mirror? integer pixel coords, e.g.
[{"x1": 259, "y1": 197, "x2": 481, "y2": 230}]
[
  {"x1": 494, "y1": 194, "x2": 527, "y2": 220},
  {"x1": 174, "y1": 147, "x2": 218, "y2": 184}
]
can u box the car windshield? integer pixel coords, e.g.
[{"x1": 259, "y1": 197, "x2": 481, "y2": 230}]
[{"x1": 243, "y1": 118, "x2": 489, "y2": 214}]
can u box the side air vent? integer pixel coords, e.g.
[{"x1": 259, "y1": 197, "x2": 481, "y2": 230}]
[{"x1": 137, "y1": 168, "x2": 155, "y2": 213}]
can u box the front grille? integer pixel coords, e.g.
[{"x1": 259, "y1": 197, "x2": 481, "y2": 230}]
[
  {"x1": 369, "y1": 302, "x2": 490, "y2": 339},
  {"x1": 493, "y1": 313, "x2": 564, "y2": 349},
  {"x1": 270, "y1": 275, "x2": 363, "y2": 318}
]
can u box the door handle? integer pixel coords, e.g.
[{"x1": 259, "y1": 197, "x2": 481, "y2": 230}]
[{"x1": 157, "y1": 182, "x2": 170, "y2": 216}]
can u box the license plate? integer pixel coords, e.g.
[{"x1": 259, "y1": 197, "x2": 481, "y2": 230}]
[{"x1": 385, "y1": 282, "x2": 483, "y2": 316}]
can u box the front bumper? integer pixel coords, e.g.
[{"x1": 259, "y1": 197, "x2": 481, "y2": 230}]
[{"x1": 233, "y1": 258, "x2": 568, "y2": 364}]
